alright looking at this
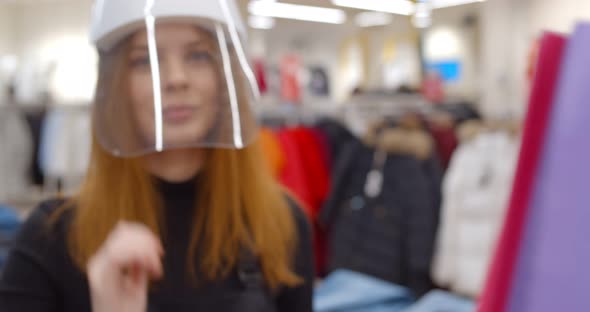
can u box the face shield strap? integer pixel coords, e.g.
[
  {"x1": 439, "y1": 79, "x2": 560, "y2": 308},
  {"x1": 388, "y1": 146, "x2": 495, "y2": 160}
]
[
  {"x1": 144, "y1": 0, "x2": 164, "y2": 152},
  {"x1": 219, "y1": 0, "x2": 261, "y2": 101},
  {"x1": 215, "y1": 22, "x2": 244, "y2": 149}
]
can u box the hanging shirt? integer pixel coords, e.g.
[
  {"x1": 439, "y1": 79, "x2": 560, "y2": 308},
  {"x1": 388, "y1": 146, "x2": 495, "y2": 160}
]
[
  {"x1": 254, "y1": 60, "x2": 268, "y2": 95},
  {"x1": 422, "y1": 73, "x2": 444, "y2": 104},
  {"x1": 280, "y1": 55, "x2": 302, "y2": 104},
  {"x1": 308, "y1": 67, "x2": 330, "y2": 96}
]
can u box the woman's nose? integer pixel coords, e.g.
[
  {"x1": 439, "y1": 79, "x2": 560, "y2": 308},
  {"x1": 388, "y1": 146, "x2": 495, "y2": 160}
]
[{"x1": 162, "y1": 56, "x2": 189, "y2": 92}]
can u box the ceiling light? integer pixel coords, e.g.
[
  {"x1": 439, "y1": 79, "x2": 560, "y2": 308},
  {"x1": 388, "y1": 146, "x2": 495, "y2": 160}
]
[
  {"x1": 248, "y1": 15, "x2": 275, "y2": 29},
  {"x1": 249, "y1": 0, "x2": 347, "y2": 24},
  {"x1": 413, "y1": 3, "x2": 432, "y2": 28},
  {"x1": 332, "y1": 0, "x2": 415, "y2": 16},
  {"x1": 355, "y1": 12, "x2": 393, "y2": 27},
  {"x1": 430, "y1": 0, "x2": 486, "y2": 9}
]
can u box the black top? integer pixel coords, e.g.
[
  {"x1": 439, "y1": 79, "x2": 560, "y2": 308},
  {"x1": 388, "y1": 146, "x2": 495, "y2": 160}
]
[{"x1": 0, "y1": 177, "x2": 314, "y2": 311}]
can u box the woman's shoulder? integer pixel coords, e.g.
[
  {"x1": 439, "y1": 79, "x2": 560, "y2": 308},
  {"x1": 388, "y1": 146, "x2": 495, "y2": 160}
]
[
  {"x1": 15, "y1": 198, "x2": 74, "y2": 250},
  {"x1": 26, "y1": 198, "x2": 73, "y2": 225},
  {"x1": 1, "y1": 199, "x2": 83, "y2": 307}
]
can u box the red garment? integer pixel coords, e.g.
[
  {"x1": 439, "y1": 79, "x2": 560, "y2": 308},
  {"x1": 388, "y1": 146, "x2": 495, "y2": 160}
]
[
  {"x1": 280, "y1": 54, "x2": 302, "y2": 104},
  {"x1": 292, "y1": 128, "x2": 330, "y2": 218},
  {"x1": 278, "y1": 128, "x2": 331, "y2": 275},
  {"x1": 278, "y1": 129, "x2": 313, "y2": 215},
  {"x1": 422, "y1": 72, "x2": 445, "y2": 103},
  {"x1": 254, "y1": 60, "x2": 268, "y2": 94},
  {"x1": 477, "y1": 33, "x2": 567, "y2": 312},
  {"x1": 527, "y1": 38, "x2": 541, "y2": 84},
  {"x1": 310, "y1": 128, "x2": 332, "y2": 174},
  {"x1": 293, "y1": 128, "x2": 330, "y2": 275},
  {"x1": 308, "y1": 129, "x2": 332, "y2": 275},
  {"x1": 429, "y1": 125, "x2": 458, "y2": 169}
]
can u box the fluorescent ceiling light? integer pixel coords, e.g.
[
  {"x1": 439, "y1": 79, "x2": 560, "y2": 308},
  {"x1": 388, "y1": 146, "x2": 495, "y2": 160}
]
[
  {"x1": 249, "y1": 1, "x2": 347, "y2": 24},
  {"x1": 332, "y1": 0, "x2": 415, "y2": 16},
  {"x1": 431, "y1": 0, "x2": 486, "y2": 9},
  {"x1": 248, "y1": 15, "x2": 275, "y2": 29},
  {"x1": 412, "y1": 2, "x2": 431, "y2": 28},
  {"x1": 355, "y1": 12, "x2": 393, "y2": 27}
]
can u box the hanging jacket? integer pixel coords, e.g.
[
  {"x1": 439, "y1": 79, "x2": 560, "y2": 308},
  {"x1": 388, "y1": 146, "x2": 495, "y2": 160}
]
[
  {"x1": 291, "y1": 128, "x2": 331, "y2": 219},
  {"x1": 432, "y1": 128, "x2": 519, "y2": 298},
  {"x1": 24, "y1": 108, "x2": 47, "y2": 186},
  {"x1": 428, "y1": 122, "x2": 458, "y2": 170},
  {"x1": 278, "y1": 128, "x2": 331, "y2": 276},
  {"x1": 278, "y1": 130, "x2": 313, "y2": 215},
  {"x1": 0, "y1": 107, "x2": 33, "y2": 201},
  {"x1": 315, "y1": 118, "x2": 356, "y2": 171},
  {"x1": 260, "y1": 128, "x2": 286, "y2": 179},
  {"x1": 39, "y1": 107, "x2": 91, "y2": 192},
  {"x1": 321, "y1": 128, "x2": 440, "y2": 297}
]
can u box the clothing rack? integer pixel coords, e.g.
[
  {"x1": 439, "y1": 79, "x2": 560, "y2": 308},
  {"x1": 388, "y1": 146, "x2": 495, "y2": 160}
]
[{"x1": 256, "y1": 98, "x2": 342, "y2": 128}]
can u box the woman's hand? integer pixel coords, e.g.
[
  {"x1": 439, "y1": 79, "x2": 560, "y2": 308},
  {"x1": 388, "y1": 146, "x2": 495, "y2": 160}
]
[{"x1": 87, "y1": 221, "x2": 164, "y2": 312}]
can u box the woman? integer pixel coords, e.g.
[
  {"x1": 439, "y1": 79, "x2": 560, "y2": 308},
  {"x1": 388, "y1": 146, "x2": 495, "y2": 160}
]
[{"x1": 0, "y1": 1, "x2": 314, "y2": 311}]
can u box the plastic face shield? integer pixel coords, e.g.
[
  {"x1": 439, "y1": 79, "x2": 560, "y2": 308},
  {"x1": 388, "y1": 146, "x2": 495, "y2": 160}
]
[{"x1": 91, "y1": 0, "x2": 260, "y2": 157}]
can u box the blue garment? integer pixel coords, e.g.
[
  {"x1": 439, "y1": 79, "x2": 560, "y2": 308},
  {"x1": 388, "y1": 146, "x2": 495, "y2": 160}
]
[
  {"x1": 314, "y1": 270, "x2": 414, "y2": 312},
  {"x1": 404, "y1": 290, "x2": 474, "y2": 312},
  {"x1": 0, "y1": 205, "x2": 21, "y2": 270}
]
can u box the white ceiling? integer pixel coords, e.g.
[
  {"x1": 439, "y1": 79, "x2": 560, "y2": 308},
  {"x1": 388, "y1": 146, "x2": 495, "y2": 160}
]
[
  {"x1": 238, "y1": 0, "x2": 481, "y2": 42},
  {"x1": 0, "y1": 0, "x2": 481, "y2": 44}
]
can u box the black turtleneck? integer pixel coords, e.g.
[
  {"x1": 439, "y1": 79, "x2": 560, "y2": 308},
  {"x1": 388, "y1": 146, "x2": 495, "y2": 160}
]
[{"x1": 0, "y1": 178, "x2": 314, "y2": 312}]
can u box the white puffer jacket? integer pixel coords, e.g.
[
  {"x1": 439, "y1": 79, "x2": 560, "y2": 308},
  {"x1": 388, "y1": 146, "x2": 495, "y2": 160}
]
[{"x1": 432, "y1": 130, "x2": 519, "y2": 298}]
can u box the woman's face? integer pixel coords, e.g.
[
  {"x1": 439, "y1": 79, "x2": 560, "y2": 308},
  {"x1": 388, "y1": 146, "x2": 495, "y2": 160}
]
[{"x1": 127, "y1": 23, "x2": 220, "y2": 149}]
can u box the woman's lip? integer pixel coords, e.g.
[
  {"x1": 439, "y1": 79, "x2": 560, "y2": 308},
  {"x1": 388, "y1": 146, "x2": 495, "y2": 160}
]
[{"x1": 162, "y1": 105, "x2": 196, "y2": 123}]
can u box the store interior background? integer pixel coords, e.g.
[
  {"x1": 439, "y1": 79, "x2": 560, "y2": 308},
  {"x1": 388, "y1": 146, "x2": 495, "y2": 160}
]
[
  {"x1": 1, "y1": 0, "x2": 590, "y2": 310},
  {"x1": 1, "y1": 0, "x2": 589, "y2": 117}
]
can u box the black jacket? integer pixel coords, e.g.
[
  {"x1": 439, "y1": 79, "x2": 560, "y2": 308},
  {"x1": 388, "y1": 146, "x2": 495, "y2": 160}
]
[
  {"x1": 315, "y1": 118, "x2": 357, "y2": 170},
  {"x1": 320, "y1": 139, "x2": 441, "y2": 296},
  {"x1": 0, "y1": 178, "x2": 314, "y2": 312}
]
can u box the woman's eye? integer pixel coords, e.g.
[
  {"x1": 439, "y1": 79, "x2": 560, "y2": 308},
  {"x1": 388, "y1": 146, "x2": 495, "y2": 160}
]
[
  {"x1": 129, "y1": 56, "x2": 150, "y2": 68},
  {"x1": 187, "y1": 51, "x2": 212, "y2": 62}
]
